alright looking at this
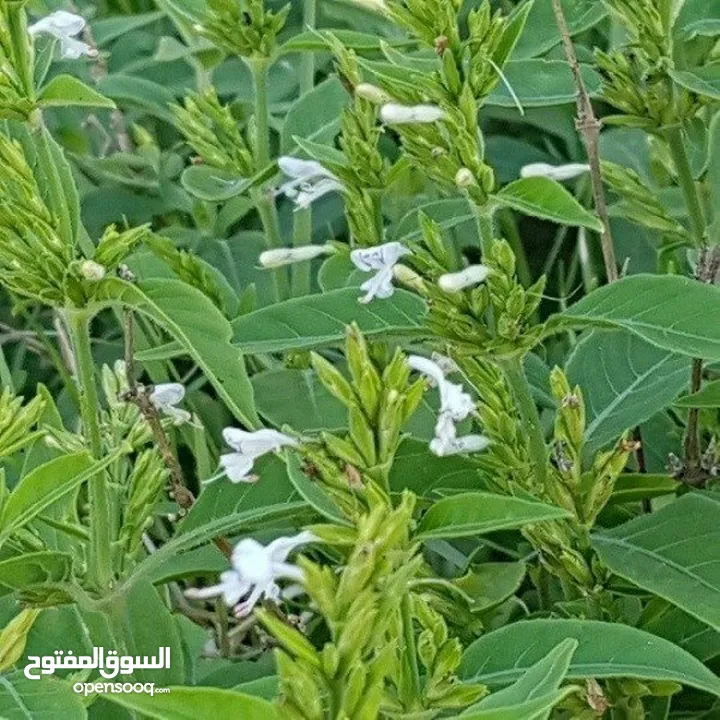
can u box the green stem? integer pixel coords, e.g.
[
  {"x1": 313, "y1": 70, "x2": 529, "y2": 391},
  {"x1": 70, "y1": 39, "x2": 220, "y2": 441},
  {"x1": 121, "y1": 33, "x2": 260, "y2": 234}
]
[
  {"x1": 473, "y1": 204, "x2": 494, "y2": 257},
  {"x1": 290, "y1": 0, "x2": 317, "y2": 297},
  {"x1": 664, "y1": 124, "x2": 706, "y2": 246},
  {"x1": 255, "y1": 192, "x2": 290, "y2": 300},
  {"x1": 251, "y1": 59, "x2": 271, "y2": 169},
  {"x1": 66, "y1": 310, "x2": 112, "y2": 590},
  {"x1": 400, "y1": 593, "x2": 421, "y2": 709},
  {"x1": 499, "y1": 355, "x2": 548, "y2": 491}
]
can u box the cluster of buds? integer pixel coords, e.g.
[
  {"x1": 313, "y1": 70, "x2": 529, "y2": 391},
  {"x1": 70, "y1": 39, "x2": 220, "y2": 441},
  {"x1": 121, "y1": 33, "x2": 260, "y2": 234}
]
[
  {"x1": 0, "y1": 389, "x2": 45, "y2": 460},
  {"x1": 596, "y1": 0, "x2": 709, "y2": 129},
  {"x1": 303, "y1": 326, "x2": 425, "y2": 518},
  {"x1": 0, "y1": 134, "x2": 75, "y2": 305},
  {"x1": 402, "y1": 215, "x2": 545, "y2": 357},
  {"x1": 601, "y1": 161, "x2": 691, "y2": 241},
  {"x1": 172, "y1": 89, "x2": 256, "y2": 176},
  {"x1": 193, "y1": 0, "x2": 289, "y2": 59},
  {"x1": 261, "y1": 493, "x2": 422, "y2": 719}
]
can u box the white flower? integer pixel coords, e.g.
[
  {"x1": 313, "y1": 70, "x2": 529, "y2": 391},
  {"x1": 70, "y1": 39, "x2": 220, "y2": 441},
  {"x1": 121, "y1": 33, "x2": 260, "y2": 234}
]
[
  {"x1": 185, "y1": 531, "x2": 316, "y2": 617},
  {"x1": 380, "y1": 103, "x2": 446, "y2": 124},
  {"x1": 148, "y1": 383, "x2": 191, "y2": 425},
  {"x1": 520, "y1": 162, "x2": 590, "y2": 181},
  {"x1": 259, "y1": 244, "x2": 334, "y2": 269},
  {"x1": 277, "y1": 156, "x2": 343, "y2": 210},
  {"x1": 350, "y1": 241, "x2": 411, "y2": 304},
  {"x1": 219, "y1": 427, "x2": 298, "y2": 483},
  {"x1": 438, "y1": 265, "x2": 491, "y2": 293},
  {"x1": 407, "y1": 355, "x2": 475, "y2": 422},
  {"x1": 430, "y1": 433, "x2": 491, "y2": 457},
  {"x1": 431, "y1": 352, "x2": 460, "y2": 376},
  {"x1": 28, "y1": 11, "x2": 95, "y2": 60}
]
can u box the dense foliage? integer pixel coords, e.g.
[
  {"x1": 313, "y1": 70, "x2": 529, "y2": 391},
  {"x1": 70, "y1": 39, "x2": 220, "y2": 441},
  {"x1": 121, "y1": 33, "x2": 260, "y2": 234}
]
[{"x1": 0, "y1": 0, "x2": 718, "y2": 717}]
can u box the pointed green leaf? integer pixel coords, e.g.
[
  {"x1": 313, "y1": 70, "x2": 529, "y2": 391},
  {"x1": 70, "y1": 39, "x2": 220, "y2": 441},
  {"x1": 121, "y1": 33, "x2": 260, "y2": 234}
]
[
  {"x1": 38, "y1": 75, "x2": 115, "y2": 108},
  {"x1": 231, "y1": 288, "x2": 427, "y2": 354},
  {"x1": 416, "y1": 492, "x2": 570, "y2": 540},
  {"x1": 460, "y1": 619, "x2": 720, "y2": 696},
  {"x1": 670, "y1": 63, "x2": 720, "y2": 101},
  {"x1": 495, "y1": 177, "x2": 603, "y2": 230},
  {"x1": 0, "y1": 672, "x2": 86, "y2": 719},
  {"x1": 593, "y1": 493, "x2": 720, "y2": 631},
  {"x1": 560, "y1": 274, "x2": 720, "y2": 360},
  {"x1": 675, "y1": 379, "x2": 720, "y2": 407},
  {"x1": 96, "y1": 277, "x2": 259, "y2": 428}
]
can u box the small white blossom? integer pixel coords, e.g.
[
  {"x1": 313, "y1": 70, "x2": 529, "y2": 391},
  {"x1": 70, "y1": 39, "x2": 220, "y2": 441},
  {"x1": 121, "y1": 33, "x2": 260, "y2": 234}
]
[
  {"x1": 430, "y1": 432, "x2": 491, "y2": 457},
  {"x1": 185, "y1": 531, "x2": 316, "y2": 617},
  {"x1": 148, "y1": 383, "x2": 191, "y2": 425},
  {"x1": 455, "y1": 168, "x2": 474, "y2": 188},
  {"x1": 520, "y1": 162, "x2": 590, "y2": 181},
  {"x1": 350, "y1": 241, "x2": 411, "y2": 304},
  {"x1": 29, "y1": 11, "x2": 95, "y2": 60},
  {"x1": 380, "y1": 103, "x2": 446, "y2": 125},
  {"x1": 277, "y1": 156, "x2": 343, "y2": 210},
  {"x1": 259, "y1": 244, "x2": 334, "y2": 269},
  {"x1": 219, "y1": 427, "x2": 298, "y2": 483},
  {"x1": 407, "y1": 355, "x2": 475, "y2": 421},
  {"x1": 438, "y1": 265, "x2": 491, "y2": 293}
]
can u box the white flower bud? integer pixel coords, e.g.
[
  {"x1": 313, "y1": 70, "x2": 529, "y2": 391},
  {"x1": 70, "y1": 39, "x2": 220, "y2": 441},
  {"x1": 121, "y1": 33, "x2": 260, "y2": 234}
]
[
  {"x1": 380, "y1": 103, "x2": 446, "y2": 125},
  {"x1": 392, "y1": 263, "x2": 425, "y2": 292},
  {"x1": 355, "y1": 83, "x2": 391, "y2": 104},
  {"x1": 259, "y1": 244, "x2": 334, "y2": 269},
  {"x1": 80, "y1": 260, "x2": 106, "y2": 281},
  {"x1": 438, "y1": 265, "x2": 491, "y2": 292},
  {"x1": 455, "y1": 168, "x2": 474, "y2": 188},
  {"x1": 520, "y1": 162, "x2": 590, "y2": 181}
]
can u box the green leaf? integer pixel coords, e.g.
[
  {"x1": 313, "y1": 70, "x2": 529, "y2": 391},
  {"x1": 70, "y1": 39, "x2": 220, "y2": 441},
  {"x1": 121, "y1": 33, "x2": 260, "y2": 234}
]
[
  {"x1": 0, "y1": 552, "x2": 72, "y2": 597},
  {"x1": 180, "y1": 454, "x2": 299, "y2": 533},
  {"x1": 560, "y1": 274, "x2": 720, "y2": 360},
  {"x1": 252, "y1": 368, "x2": 347, "y2": 432},
  {"x1": 0, "y1": 672, "x2": 86, "y2": 719},
  {"x1": 675, "y1": 379, "x2": 720, "y2": 407},
  {"x1": 0, "y1": 452, "x2": 120, "y2": 541},
  {"x1": 513, "y1": 0, "x2": 608, "y2": 58},
  {"x1": 231, "y1": 288, "x2": 427, "y2": 354},
  {"x1": 486, "y1": 60, "x2": 601, "y2": 108},
  {"x1": 180, "y1": 163, "x2": 276, "y2": 202},
  {"x1": 96, "y1": 75, "x2": 177, "y2": 124},
  {"x1": 643, "y1": 604, "x2": 720, "y2": 663},
  {"x1": 38, "y1": 75, "x2": 115, "y2": 109},
  {"x1": 494, "y1": 177, "x2": 603, "y2": 230},
  {"x1": 459, "y1": 619, "x2": 720, "y2": 696},
  {"x1": 416, "y1": 492, "x2": 570, "y2": 540},
  {"x1": 96, "y1": 277, "x2": 259, "y2": 428},
  {"x1": 608, "y1": 474, "x2": 680, "y2": 504},
  {"x1": 281, "y1": 77, "x2": 349, "y2": 154},
  {"x1": 454, "y1": 562, "x2": 526, "y2": 612},
  {"x1": 462, "y1": 639, "x2": 578, "y2": 719},
  {"x1": 102, "y1": 686, "x2": 279, "y2": 719},
  {"x1": 389, "y1": 439, "x2": 490, "y2": 496},
  {"x1": 566, "y1": 330, "x2": 690, "y2": 452},
  {"x1": 394, "y1": 198, "x2": 479, "y2": 244},
  {"x1": 279, "y1": 29, "x2": 416, "y2": 53},
  {"x1": 593, "y1": 493, "x2": 720, "y2": 631},
  {"x1": 284, "y1": 451, "x2": 350, "y2": 525},
  {"x1": 92, "y1": 11, "x2": 165, "y2": 46},
  {"x1": 670, "y1": 62, "x2": 720, "y2": 100}
]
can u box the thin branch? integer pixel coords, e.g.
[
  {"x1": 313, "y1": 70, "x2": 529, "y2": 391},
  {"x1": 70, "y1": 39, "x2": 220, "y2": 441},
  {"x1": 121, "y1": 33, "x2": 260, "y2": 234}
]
[
  {"x1": 551, "y1": 0, "x2": 618, "y2": 283},
  {"x1": 122, "y1": 309, "x2": 233, "y2": 559}
]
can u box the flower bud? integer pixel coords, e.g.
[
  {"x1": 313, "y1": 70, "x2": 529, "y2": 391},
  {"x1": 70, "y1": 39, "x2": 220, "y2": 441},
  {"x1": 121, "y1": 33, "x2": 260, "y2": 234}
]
[
  {"x1": 392, "y1": 264, "x2": 426, "y2": 294},
  {"x1": 380, "y1": 103, "x2": 446, "y2": 124},
  {"x1": 438, "y1": 264, "x2": 491, "y2": 292},
  {"x1": 520, "y1": 162, "x2": 590, "y2": 181},
  {"x1": 455, "y1": 167, "x2": 474, "y2": 188},
  {"x1": 80, "y1": 260, "x2": 106, "y2": 281},
  {"x1": 259, "y1": 244, "x2": 334, "y2": 268},
  {"x1": 355, "y1": 83, "x2": 391, "y2": 104}
]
